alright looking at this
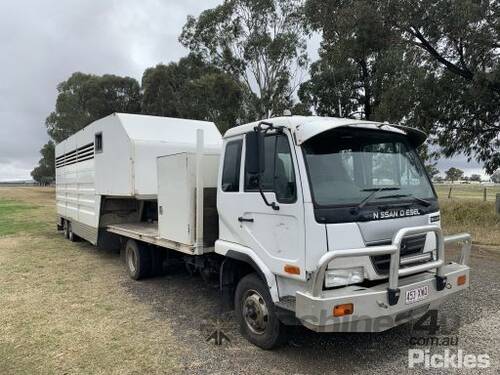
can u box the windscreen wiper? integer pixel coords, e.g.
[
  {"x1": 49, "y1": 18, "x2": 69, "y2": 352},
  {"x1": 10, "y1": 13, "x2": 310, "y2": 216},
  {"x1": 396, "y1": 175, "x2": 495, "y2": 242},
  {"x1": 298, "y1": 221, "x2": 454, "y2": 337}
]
[
  {"x1": 357, "y1": 187, "x2": 401, "y2": 210},
  {"x1": 377, "y1": 193, "x2": 431, "y2": 207}
]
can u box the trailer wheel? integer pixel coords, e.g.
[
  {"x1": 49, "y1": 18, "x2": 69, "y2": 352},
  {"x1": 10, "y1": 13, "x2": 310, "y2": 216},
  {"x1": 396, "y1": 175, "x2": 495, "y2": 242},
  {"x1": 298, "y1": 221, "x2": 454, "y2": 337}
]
[
  {"x1": 67, "y1": 222, "x2": 78, "y2": 242},
  {"x1": 235, "y1": 273, "x2": 285, "y2": 349},
  {"x1": 125, "y1": 240, "x2": 151, "y2": 280},
  {"x1": 63, "y1": 220, "x2": 69, "y2": 239}
]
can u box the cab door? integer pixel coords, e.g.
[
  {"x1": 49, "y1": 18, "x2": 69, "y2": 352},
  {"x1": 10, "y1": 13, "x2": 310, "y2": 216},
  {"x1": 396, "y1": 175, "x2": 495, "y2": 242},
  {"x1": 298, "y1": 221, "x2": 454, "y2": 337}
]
[{"x1": 218, "y1": 131, "x2": 306, "y2": 280}]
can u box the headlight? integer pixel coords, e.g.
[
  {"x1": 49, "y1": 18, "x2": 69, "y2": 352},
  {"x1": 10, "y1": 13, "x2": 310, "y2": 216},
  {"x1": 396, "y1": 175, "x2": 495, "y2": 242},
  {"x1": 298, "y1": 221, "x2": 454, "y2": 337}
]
[{"x1": 325, "y1": 267, "x2": 364, "y2": 288}]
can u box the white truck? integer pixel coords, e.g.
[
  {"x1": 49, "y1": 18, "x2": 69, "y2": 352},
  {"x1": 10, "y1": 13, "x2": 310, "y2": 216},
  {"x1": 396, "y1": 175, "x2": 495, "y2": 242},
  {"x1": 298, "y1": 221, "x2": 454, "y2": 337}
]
[{"x1": 55, "y1": 113, "x2": 471, "y2": 349}]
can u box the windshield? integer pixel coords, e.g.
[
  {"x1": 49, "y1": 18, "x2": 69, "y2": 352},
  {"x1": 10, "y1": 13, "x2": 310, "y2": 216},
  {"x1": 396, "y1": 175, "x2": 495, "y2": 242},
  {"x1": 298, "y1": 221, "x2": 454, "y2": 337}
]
[{"x1": 302, "y1": 127, "x2": 435, "y2": 207}]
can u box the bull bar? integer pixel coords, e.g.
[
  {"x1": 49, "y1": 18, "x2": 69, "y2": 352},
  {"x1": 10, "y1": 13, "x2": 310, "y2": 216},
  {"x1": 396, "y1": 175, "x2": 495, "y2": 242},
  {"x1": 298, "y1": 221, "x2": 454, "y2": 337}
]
[{"x1": 308, "y1": 225, "x2": 471, "y2": 304}]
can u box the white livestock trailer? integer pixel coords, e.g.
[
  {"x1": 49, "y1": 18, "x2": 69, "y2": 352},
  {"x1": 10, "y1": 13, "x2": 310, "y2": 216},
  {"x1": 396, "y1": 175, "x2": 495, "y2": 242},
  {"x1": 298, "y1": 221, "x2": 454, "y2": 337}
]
[{"x1": 55, "y1": 113, "x2": 222, "y2": 251}]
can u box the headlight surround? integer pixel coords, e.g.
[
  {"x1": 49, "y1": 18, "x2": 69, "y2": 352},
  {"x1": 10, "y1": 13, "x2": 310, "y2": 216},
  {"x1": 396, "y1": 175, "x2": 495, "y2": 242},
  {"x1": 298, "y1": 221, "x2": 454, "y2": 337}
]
[{"x1": 324, "y1": 267, "x2": 364, "y2": 288}]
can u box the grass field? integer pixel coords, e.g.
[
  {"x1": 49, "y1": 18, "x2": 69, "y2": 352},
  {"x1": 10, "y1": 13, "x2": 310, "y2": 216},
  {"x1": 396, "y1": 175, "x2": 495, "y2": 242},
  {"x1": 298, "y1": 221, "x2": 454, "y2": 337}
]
[
  {"x1": 0, "y1": 187, "x2": 181, "y2": 374},
  {"x1": 434, "y1": 184, "x2": 500, "y2": 246},
  {"x1": 435, "y1": 183, "x2": 500, "y2": 201}
]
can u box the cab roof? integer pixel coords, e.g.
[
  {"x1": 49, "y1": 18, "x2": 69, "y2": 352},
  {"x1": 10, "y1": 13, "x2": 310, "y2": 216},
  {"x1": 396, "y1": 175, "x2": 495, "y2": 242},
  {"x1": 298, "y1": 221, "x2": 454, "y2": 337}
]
[{"x1": 224, "y1": 116, "x2": 427, "y2": 147}]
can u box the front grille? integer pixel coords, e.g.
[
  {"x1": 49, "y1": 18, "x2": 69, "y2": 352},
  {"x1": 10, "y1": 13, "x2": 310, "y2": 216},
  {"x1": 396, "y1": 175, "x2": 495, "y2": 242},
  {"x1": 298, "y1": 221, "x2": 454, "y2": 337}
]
[{"x1": 370, "y1": 234, "x2": 428, "y2": 275}]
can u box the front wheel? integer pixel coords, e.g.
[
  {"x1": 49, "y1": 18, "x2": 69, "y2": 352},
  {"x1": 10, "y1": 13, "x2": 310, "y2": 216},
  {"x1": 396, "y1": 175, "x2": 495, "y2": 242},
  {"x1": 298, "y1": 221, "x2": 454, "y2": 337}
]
[{"x1": 234, "y1": 273, "x2": 285, "y2": 349}]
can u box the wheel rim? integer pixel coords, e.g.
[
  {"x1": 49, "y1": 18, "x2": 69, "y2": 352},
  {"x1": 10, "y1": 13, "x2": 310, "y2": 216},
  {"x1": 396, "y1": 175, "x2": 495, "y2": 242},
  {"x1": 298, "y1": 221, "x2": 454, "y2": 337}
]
[
  {"x1": 127, "y1": 248, "x2": 137, "y2": 274},
  {"x1": 242, "y1": 289, "x2": 269, "y2": 335}
]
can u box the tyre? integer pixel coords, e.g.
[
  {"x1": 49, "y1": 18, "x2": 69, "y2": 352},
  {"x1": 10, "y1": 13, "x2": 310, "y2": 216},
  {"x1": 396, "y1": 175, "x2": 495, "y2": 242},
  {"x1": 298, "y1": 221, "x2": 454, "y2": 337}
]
[
  {"x1": 125, "y1": 239, "x2": 151, "y2": 280},
  {"x1": 67, "y1": 222, "x2": 78, "y2": 242},
  {"x1": 63, "y1": 220, "x2": 69, "y2": 239},
  {"x1": 235, "y1": 273, "x2": 285, "y2": 349}
]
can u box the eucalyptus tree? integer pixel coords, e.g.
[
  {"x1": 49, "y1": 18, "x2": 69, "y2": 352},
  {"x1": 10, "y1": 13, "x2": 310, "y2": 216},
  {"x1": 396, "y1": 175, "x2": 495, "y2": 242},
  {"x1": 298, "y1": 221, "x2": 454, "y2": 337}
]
[
  {"x1": 180, "y1": 0, "x2": 309, "y2": 118},
  {"x1": 303, "y1": 0, "x2": 500, "y2": 173}
]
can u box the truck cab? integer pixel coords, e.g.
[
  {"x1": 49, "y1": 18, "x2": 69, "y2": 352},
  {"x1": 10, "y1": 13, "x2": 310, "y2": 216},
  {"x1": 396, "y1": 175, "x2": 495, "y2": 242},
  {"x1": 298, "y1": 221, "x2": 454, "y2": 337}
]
[{"x1": 215, "y1": 116, "x2": 471, "y2": 348}]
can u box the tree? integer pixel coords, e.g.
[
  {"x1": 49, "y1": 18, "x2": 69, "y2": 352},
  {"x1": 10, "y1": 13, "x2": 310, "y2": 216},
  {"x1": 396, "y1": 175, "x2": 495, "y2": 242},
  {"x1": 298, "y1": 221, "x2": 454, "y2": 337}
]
[
  {"x1": 179, "y1": 72, "x2": 245, "y2": 133},
  {"x1": 426, "y1": 164, "x2": 440, "y2": 180},
  {"x1": 303, "y1": 0, "x2": 500, "y2": 173},
  {"x1": 31, "y1": 141, "x2": 55, "y2": 185},
  {"x1": 383, "y1": 0, "x2": 500, "y2": 174},
  {"x1": 491, "y1": 170, "x2": 500, "y2": 183},
  {"x1": 141, "y1": 54, "x2": 245, "y2": 132},
  {"x1": 46, "y1": 73, "x2": 142, "y2": 142},
  {"x1": 445, "y1": 167, "x2": 464, "y2": 182},
  {"x1": 302, "y1": 0, "x2": 417, "y2": 121},
  {"x1": 142, "y1": 54, "x2": 209, "y2": 117},
  {"x1": 180, "y1": 0, "x2": 308, "y2": 118},
  {"x1": 470, "y1": 174, "x2": 482, "y2": 182}
]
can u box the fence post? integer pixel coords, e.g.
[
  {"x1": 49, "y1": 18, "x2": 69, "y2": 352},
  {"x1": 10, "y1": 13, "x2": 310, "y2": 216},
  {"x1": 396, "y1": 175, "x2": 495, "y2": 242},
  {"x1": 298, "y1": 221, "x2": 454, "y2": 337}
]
[
  {"x1": 496, "y1": 194, "x2": 500, "y2": 215},
  {"x1": 448, "y1": 186, "x2": 453, "y2": 199},
  {"x1": 484, "y1": 187, "x2": 487, "y2": 202}
]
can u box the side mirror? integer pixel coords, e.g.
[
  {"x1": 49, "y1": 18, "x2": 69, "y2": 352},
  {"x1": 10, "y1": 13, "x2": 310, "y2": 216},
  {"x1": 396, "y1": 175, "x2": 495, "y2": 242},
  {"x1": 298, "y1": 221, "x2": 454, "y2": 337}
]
[{"x1": 245, "y1": 131, "x2": 265, "y2": 175}]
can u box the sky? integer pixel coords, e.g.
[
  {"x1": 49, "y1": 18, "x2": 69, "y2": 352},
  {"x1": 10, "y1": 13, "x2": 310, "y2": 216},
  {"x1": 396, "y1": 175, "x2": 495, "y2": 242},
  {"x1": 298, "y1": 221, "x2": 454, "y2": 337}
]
[{"x1": 0, "y1": 0, "x2": 488, "y2": 181}]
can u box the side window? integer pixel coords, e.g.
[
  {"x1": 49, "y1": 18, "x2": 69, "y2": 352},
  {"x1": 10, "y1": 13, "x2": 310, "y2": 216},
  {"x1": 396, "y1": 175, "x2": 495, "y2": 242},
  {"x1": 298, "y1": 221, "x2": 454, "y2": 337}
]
[
  {"x1": 275, "y1": 135, "x2": 296, "y2": 203},
  {"x1": 221, "y1": 140, "x2": 242, "y2": 192},
  {"x1": 95, "y1": 132, "x2": 103, "y2": 153},
  {"x1": 245, "y1": 133, "x2": 296, "y2": 203}
]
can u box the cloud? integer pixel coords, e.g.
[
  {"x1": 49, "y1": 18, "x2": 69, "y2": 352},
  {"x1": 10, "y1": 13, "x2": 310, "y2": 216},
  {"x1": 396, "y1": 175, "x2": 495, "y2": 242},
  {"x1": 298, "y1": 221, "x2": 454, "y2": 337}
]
[
  {"x1": 436, "y1": 155, "x2": 489, "y2": 179},
  {"x1": 0, "y1": 0, "x2": 220, "y2": 181}
]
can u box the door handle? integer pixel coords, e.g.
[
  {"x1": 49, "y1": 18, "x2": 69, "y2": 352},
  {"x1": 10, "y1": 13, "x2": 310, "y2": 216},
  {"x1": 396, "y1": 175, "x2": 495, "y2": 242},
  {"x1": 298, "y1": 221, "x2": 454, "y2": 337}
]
[{"x1": 238, "y1": 216, "x2": 254, "y2": 223}]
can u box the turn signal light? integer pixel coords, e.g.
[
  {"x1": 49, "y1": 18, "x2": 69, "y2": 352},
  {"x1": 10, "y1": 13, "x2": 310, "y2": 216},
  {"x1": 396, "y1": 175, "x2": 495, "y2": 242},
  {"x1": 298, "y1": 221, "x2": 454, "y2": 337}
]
[
  {"x1": 457, "y1": 275, "x2": 467, "y2": 286},
  {"x1": 284, "y1": 265, "x2": 300, "y2": 275},
  {"x1": 333, "y1": 303, "x2": 354, "y2": 317}
]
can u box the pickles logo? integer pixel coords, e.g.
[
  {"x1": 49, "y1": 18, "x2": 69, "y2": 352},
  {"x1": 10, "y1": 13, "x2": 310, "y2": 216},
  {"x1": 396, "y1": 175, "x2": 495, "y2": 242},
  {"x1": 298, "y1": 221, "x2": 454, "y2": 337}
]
[
  {"x1": 373, "y1": 208, "x2": 420, "y2": 220},
  {"x1": 408, "y1": 310, "x2": 491, "y2": 369},
  {"x1": 408, "y1": 349, "x2": 490, "y2": 369}
]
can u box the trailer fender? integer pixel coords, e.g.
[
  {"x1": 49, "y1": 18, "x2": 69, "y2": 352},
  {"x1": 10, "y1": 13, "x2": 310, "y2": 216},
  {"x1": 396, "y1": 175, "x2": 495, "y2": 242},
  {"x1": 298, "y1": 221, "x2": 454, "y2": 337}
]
[{"x1": 215, "y1": 240, "x2": 279, "y2": 302}]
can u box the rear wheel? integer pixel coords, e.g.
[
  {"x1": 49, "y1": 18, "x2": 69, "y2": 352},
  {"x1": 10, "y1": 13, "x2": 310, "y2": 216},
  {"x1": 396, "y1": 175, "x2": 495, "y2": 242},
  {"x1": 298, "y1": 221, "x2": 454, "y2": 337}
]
[
  {"x1": 125, "y1": 239, "x2": 151, "y2": 280},
  {"x1": 235, "y1": 273, "x2": 285, "y2": 349},
  {"x1": 63, "y1": 220, "x2": 69, "y2": 239},
  {"x1": 67, "y1": 222, "x2": 78, "y2": 242}
]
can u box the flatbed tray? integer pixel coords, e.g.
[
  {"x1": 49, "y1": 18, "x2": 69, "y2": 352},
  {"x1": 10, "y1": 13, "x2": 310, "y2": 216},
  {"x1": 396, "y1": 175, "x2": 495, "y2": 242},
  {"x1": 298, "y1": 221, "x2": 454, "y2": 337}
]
[{"x1": 107, "y1": 222, "x2": 198, "y2": 255}]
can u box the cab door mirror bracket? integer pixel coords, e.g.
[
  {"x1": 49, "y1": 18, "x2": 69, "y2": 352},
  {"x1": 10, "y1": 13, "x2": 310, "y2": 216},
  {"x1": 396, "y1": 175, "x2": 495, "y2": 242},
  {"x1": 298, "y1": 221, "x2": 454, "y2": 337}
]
[{"x1": 245, "y1": 122, "x2": 282, "y2": 211}]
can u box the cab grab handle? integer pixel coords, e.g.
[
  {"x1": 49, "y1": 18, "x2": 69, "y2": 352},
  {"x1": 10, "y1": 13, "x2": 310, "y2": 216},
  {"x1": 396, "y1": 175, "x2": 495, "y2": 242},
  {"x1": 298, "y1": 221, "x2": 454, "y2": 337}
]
[{"x1": 238, "y1": 217, "x2": 254, "y2": 223}]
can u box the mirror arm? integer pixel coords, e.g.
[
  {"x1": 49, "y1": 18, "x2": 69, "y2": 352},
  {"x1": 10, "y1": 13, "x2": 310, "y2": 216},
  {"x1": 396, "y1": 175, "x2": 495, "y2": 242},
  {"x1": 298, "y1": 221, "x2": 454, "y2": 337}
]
[
  {"x1": 252, "y1": 121, "x2": 281, "y2": 211},
  {"x1": 256, "y1": 176, "x2": 279, "y2": 211}
]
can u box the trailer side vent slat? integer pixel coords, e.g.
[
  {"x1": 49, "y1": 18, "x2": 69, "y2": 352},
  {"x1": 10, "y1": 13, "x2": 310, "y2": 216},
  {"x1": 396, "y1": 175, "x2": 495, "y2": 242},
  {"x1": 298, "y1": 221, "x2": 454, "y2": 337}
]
[{"x1": 55, "y1": 142, "x2": 95, "y2": 168}]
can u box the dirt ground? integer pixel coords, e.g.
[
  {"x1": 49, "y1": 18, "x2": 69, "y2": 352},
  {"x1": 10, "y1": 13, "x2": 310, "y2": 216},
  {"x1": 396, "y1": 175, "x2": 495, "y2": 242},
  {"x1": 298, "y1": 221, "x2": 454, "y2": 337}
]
[{"x1": 1, "y1": 187, "x2": 499, "y2": 374}]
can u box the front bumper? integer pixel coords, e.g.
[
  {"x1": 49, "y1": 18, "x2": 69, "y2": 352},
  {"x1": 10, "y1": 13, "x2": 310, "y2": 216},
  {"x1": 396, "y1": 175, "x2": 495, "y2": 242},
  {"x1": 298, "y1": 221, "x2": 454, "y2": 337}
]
[{"x1": 295, "y1": 225, "x2": 471, "y2": 332}]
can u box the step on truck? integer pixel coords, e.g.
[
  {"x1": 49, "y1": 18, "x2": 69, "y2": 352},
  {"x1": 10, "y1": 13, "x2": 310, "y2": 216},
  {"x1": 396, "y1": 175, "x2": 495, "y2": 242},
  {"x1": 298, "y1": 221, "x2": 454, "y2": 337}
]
[{"x1": 55, "y1": 113, "x2": 472, "y2": 349}]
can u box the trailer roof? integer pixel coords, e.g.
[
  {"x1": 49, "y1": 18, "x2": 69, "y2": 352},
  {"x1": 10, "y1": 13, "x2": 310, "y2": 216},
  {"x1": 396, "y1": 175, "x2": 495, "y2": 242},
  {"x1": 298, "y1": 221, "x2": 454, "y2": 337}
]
[
  {"x1": 56, "y1": 113, "x2": 222, "y2": 152},
  {"x1": 224, "y1": 116, "x2": 427, "y2": 147},
  {"x1": 116, "y1": 113, "x2": 222, "y2": 145}
]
